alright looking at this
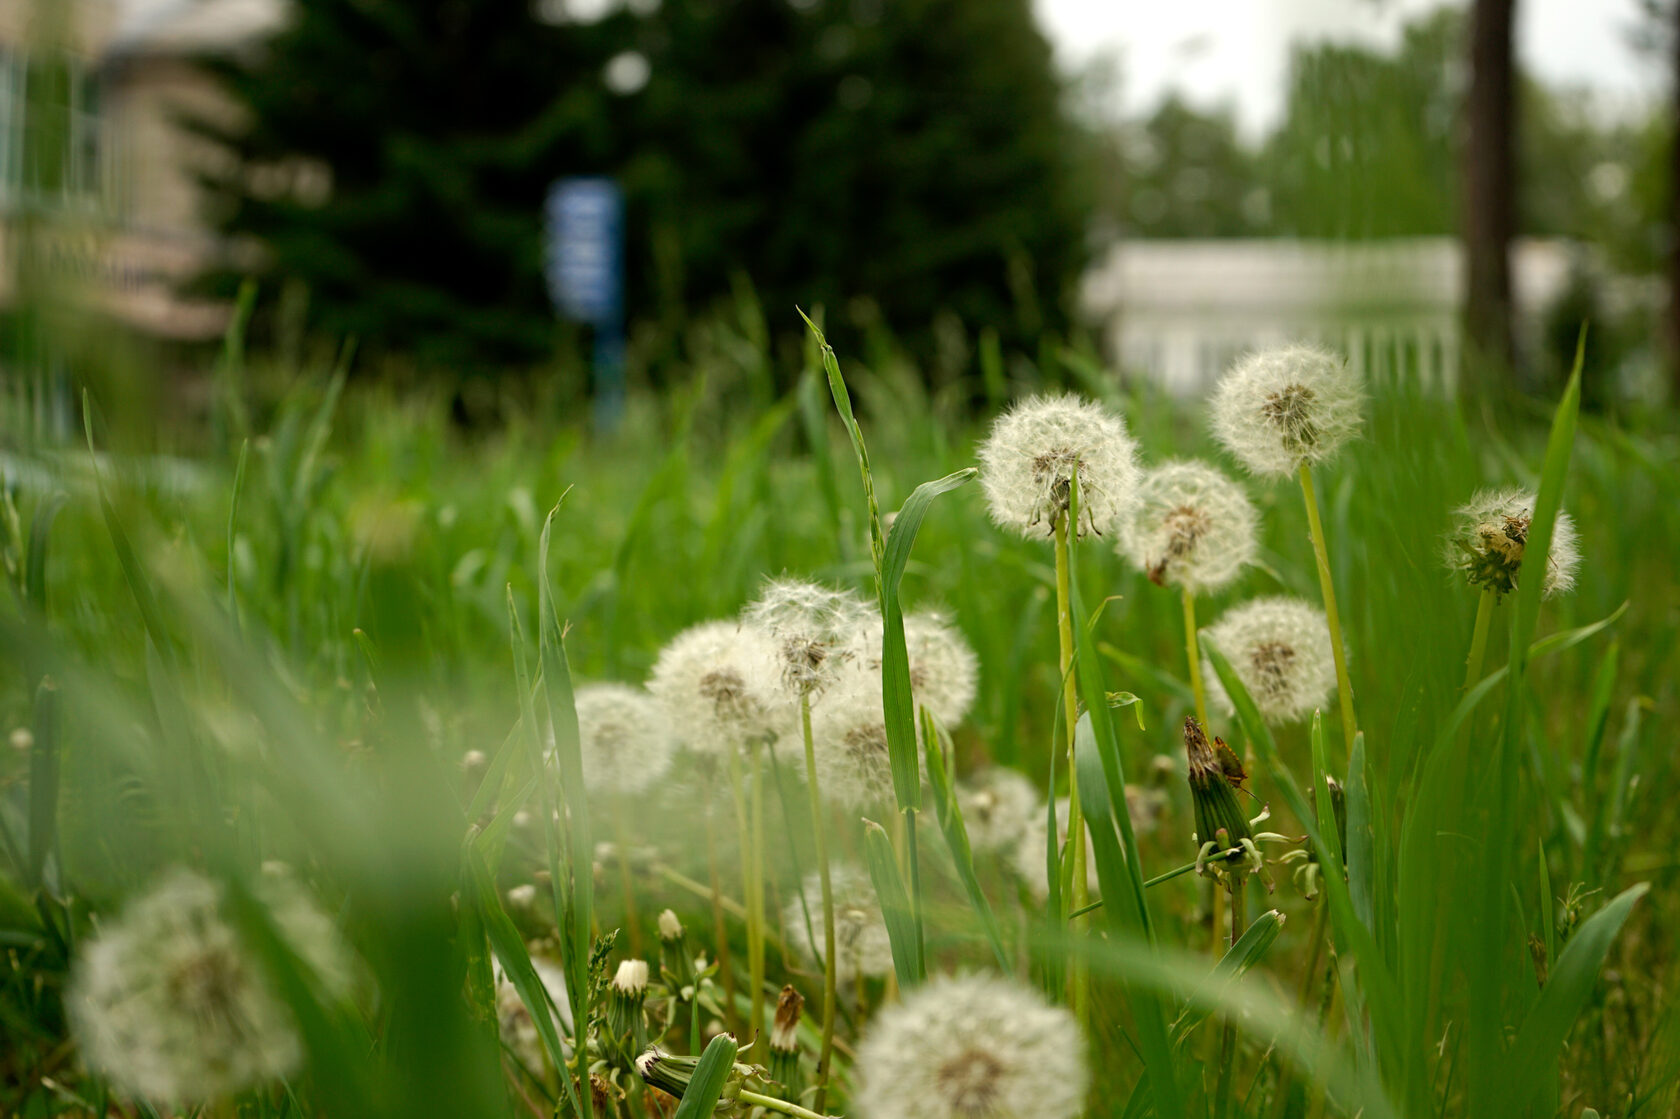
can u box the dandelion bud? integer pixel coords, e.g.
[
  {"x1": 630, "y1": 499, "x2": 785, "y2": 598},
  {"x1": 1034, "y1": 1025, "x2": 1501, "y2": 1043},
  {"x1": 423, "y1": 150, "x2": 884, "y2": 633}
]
[
  {"x1": 1211, "y1": 344, "x2": 1363, "y2": 478},
  {"x1": 745, "y1": 578, "x2": 872, "y2": 697},
  {"x1": 768, "y1": 985, "x2": 804, "y2": 1100},
  {"x1": 1117, "y1": 460, "x2": 1259, "y2": 593},
  {"x1": 657, "y1": 910, "x2": 694, "y2": 991},
  {"x1": 955, "y1": 767, "x2": 1038, "y2": 855},
  {"x1": 977, "y1": 393, "x2": 1140, "y2": 539},
  {"x1": 568, "y1": 683, "x2": 677, "y2": 796},
  {"x1": 1445, "y1": 488, "x2": 1581, "y2": 599},
  {"x1": 784, "y1": 865, "x2": 893, "y2": 985},
  {"x1": 636, "y1": 1044, "x2": 747, "y2": 1103},
  {"x1": 1203, "y1": 597, "x2": 1336, "y2": 725},
  {"x1": 607, "y1": 959, "x2": 650, "y2": 1061},
  {"x1": 657, "y1": 908, "x2": 683, "y2": 941},
  {"x1": 1185, "y1": 717, "x2": 1253, "y2": 879},
  {"x1": 460, "y1": 749, "x2": 488, "y2": 774},
  {"x1": 9, "y1": 727, "x2": 31, "y2": 752},
  {"x1": 648, "y1": 620, "x2": 785, "y2": 756},
  {"x1": 506, "y1": 883, "x2": 537, "y2": 909},
  {"x1": 853, "y1": 973, "x2": 1088, "y2": 1119}
]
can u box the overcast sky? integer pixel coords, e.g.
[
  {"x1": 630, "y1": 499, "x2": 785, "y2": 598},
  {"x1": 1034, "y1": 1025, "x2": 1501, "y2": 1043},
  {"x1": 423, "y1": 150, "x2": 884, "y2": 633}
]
[{"x1": 1036, "y1": 0, "x2": 1667, "y2": 137}]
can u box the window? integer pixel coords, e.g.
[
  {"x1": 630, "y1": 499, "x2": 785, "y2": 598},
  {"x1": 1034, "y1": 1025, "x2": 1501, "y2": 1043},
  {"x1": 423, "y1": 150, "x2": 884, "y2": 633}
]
[{"x1": 0, "y1": 46, "x2": 111, "y2": 215}]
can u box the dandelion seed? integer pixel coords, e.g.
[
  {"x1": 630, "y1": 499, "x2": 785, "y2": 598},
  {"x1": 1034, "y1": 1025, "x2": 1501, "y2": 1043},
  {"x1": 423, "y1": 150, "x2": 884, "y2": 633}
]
[
  {"x1": 808, "y1": 672, "x2": 917, "y2": 809},
  {"x1": 853, "y1": 973, "x2": 1088, "y2": 1119},
  {"x1": 1117, "y1": 460, "x2": 1259, "y2": 593},
  {"x1": 647, "y1": 619, "x2": 785, "y2": 756},
  {"x1": 1211, "y1": 345, "x2": 1363, "y2": 478},
  {"x1": 785, "y1": 864, "x2": 892, "y2": 985},
  {"x1": 745, "y1": 578, "x2": 873, "y2": 697},
  {"x1": 66, "y1": 869, "x2": 349, "y2": 1103},
  {"x1": 1203, "y1": 596, "x2": 1337, "y2": 725},
  {"x1": 1444, "y1": 487, "x2": 1581, "y2": 599},
  {"x1": 955, "y1": 768, "x2": 1039, "y2": 855},
  {"x1": 977, "y1": 393, "x2": 1141, "y2": 538},
  {"x1": 849, "y1": 610, "x2": 979, "y2": 727},
  {"x1": 567, "y1": 682, "x2": 677, "y2": 796}
]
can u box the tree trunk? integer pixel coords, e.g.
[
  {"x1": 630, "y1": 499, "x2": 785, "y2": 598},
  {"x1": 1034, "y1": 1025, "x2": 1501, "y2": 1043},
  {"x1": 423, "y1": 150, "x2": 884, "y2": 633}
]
[{"x1": 1462, "y1": 0, "x2": 1517, "y2": 385}]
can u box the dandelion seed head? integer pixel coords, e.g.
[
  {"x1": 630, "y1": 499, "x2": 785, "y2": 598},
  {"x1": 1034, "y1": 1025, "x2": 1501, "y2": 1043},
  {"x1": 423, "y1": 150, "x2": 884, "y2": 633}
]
[
  {"x1": 955, "y1": 768, "x2": 1039, "y2": 855},
  {"x1": 853, "y1": 973, "x2": 1088, "y2": 1119},
  {"x1": 848, "y1": 610, "x2": 979, "y2": 727},
  {"x1": 657, "y1": 909, "x2": 683, "y2": 941},
  {"x1": 1203, "y1": 596, "x2": 1336, "y2": 725},
  {"x1": 1444, "y1": 488, "x2": 1580, "y2": 599},
  {"x1": 977, "y1": 393, "x2": 1141, "y2": 539},
  {"x1": 745, "y1": 579, "x2": 873, "y2": 696},
  {"x1": 785, "y1": 864, "x2": 893, "y2": 985},
  {"x1": 66, "y1": 869, "x2": 348, "y2": 1103},
  {"x1": 810, "y1": 673, "x2": 914, "y2": 809},
  {"x1": 569, "y1": 683, "x2": 677, "y2": 795},
  {"x1": 1211, "y1": 345, "x2": 1363, "y2": 477},
  {"x1": 647, "y1": 620, "x2": 785, "y2": 755},
  {"x1": 1117, "y1": 460, "x2": 1259, "y2": 594}
]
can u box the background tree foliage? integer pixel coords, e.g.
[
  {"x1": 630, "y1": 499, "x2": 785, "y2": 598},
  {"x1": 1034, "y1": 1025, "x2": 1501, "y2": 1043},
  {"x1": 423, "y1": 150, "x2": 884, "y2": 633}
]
[{"x1": 192, "y1": 0, "x2": 1089, "y2": 376}]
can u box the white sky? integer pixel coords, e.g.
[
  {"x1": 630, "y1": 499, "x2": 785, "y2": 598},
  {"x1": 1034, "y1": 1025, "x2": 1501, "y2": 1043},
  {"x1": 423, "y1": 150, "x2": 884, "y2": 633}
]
[{"x1": 1036, "y1": 0, "x2": 1667, "y2": 137}]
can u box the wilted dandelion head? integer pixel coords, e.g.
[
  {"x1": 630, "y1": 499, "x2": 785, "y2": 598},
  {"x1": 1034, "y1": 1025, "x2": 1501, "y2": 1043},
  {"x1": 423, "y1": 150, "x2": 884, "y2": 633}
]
[
  {"x1": 1445, "y1": 487, "x2": 1581, "y2": 599},
  {"x1": 1012, "y1": 797, "x2": 1099, "y2": 903},
  {"x1": 810, "y1": 673, "x2": 915, "y2": 809},
  {"x1": 1203, "y1": 596, "x2": 1336, "y2": 725},
  {"x1": 66, "y1": 868, "x2": 349, "y2": 1103},
  {"x1": 569, "y1": 683, "x2": 677, "y2": 796},
  {"x1": 955, "y1": 767, "x2": 1039, "y2": 855},
  {"x1": 647, "y1": 620, "x2": 784, "y2": 755},
  {"x1": 853, "y1": 973, "x2": 1088, "y2": 1119},
  {"x1": 744, "y1": 578, "x2": 873, "y2": 696},
  {"x1": 849, "y1": 610, "x2": 979, "y2": 728},
  {"x1": 1211, "y1": 345, "x2": 1363, "y2": 477},
  {"x1": 1117, "y1": 460, "x2": 1259, "y2": 594},
  {"x1": 977, "y1": 393, "x2": 1140, "y2": 539},
  {"x1": 785, "y1": 864, "x2": 893, "y2": 985}
]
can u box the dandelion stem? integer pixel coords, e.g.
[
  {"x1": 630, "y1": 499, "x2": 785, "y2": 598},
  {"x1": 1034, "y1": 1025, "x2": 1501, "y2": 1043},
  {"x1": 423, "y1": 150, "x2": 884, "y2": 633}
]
[
  {"x1": 1182, "y1": 586, "x2": 1209, "y2": 731},
  {"x1": 702, "y1": 771, "x2": 735, "y2": 1028},
  {"x1": 738, "y1": 1087, "x2": 834, "y2": 1119},
  {"x1": 1464, "y1": 586, "x2": 1498, "y2": 691},
  {"x1": 748, "y1": 738, "x2": 768, "y2": 1060},
  {"x1": 725, "y1": 742, "x2": 756, "y2": 1039},
  {"x1": 801, "y1": 693, "x2": 839, "y2": 1115},
  {"x1": 1052, "y1": 514, "x2": 1089, "y2": 1027},
  {"x1": 1214, "y1": 876, "x2": 1247, "y2": 1119},
  {"x1": 614, "y1": 804, "x2": 643, "y2": 956},
  {"x1": 1268, "y1": 898, "x2": 1329, "y2": 1119},
  {"x1": 1297, "y1": 463, "x2": 1356, "y2": 759}
]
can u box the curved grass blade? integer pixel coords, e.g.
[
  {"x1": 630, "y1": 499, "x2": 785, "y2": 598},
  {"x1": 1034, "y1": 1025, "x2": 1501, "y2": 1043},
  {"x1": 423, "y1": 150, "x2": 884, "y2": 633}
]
[
  {"x1": 921, "y1": 707, "x2": 1009, "y2": 971},
  {"x1": 862, "y1": 818, "x2": 924, "y2": 988},
  {"x1": 673, "y1": 1033, "x2": 741, "y2": 1119},
  {"x1": 1169, "y1": 907, "x2": 1286, "y2": 1044}
]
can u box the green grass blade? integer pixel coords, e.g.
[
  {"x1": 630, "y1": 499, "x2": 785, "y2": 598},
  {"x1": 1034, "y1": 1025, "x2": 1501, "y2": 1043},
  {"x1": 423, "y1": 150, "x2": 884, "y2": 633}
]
[
  {"x1": 1169, "y1": 907, "x2": 1286, "y2": 1044},
  {"x1": 23, "y1": 491, "x2": 66, "y2": 618},
  {"x1": 673, "y1": 1033, "x2": 741, "y2": 1119},
  {"x1": 921, "y1": 707, "x2": 1010, "y2": 971},
  {"x1": 862, "y1": 818, "x2": 925, "y2": 988},
  {"x1": 25, "y1": 678, "x2": 60, "y2": 890}
]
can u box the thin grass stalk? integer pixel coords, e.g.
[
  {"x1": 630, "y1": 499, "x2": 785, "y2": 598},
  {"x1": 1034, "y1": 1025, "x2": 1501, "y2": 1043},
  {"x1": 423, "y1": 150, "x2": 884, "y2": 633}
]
[
  {"x1": 1182, "y1": 587, "x2": 1209, "y2": 730},
  {"x1": 702, "y1": 769, "x2": 735, "y2": 1031},
  {"x1": 1053, "y1": 514, "x2": 1089, "y2": 1026},
  {"x1": 614, "y1": 804, "x2": 643, "y2": 956},
  {"x1": 1297, "y1": 463, "x2": 1357, "y2": 759},
  {"x1": 1463, "y1": 586, "x2": 1497, "y2": 691},
  {"x1": 1214, "y1": 876, "x2": 1248, "y2": 1119},
  {"x1": 800, "y1": 693, "x2": 838, "y2": 1114},
  {"x1": 748, "y1": 738, "x2": 768, "y2": 1059}
]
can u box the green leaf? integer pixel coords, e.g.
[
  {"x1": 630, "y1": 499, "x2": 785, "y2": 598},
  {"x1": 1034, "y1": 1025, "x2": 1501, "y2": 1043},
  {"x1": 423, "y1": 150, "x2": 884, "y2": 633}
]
[
  {"x1": 673, "y1": 1033, "x2": 742, "y2": 1119},
  {"x1": 920, "y1": 707, "x2": 1009, "y2": 971},
  {"x1": 862, "y1": 818, "x2": 925, "y2": 988}
]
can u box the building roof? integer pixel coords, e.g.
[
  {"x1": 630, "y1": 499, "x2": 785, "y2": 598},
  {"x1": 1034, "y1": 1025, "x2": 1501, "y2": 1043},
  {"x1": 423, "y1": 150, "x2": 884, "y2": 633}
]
[{"x1": 109, "y1": 0, "x2": 284, "y2": 56}]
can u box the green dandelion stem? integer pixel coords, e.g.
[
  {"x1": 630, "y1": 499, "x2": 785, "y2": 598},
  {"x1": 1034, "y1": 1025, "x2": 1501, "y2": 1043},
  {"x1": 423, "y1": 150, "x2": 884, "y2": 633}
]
[
  {"x1": 801, "y1": 693, "x2": 838, "y2": 1115},
  {"x1": 748, "y1": 738, "x2": 768, "y2": 1060},
  {"x1": 1464, "y1": 586, "x2": 1498, "y2": 691},
  {"x1": 1297, "y1": 462, "x2": 1357, "y2": 759},
  {"x1": 1214, "y1": 875, "x2": 1248, "y2": 1119},
  {"x1": 1182, "y1": 586, "x2": 1209, "y2": 731},
  {"x1": 1053, "y1": 512, "x2": 1090, "y2": 1029}
]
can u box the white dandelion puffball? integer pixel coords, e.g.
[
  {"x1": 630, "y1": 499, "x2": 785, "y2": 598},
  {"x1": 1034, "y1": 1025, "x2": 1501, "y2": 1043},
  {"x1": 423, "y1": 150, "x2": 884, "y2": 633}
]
[
  {"x1": 1203, "y1": 596, "x2": 1336, "y2": 725},
  {"x1": 848, "y1": 609, "x2": 980, "y2": 728},
  {"x1": 1012, "y1": 797, "x2": 1099, "y2": 904},
  {"x1": 67, "y1": 869, "x2": 349, "y2": 1103},
  {"x1": 565, "y1": 683, "x2": 677, "y2": 795},
  {"x1": 1117, "y1": 460, "x2": 1259, "y2": 594},
  {"x1": 955, "y1": 768, "x2": 1039, "y2": 855},
  {"x1": 647, "y1": 620, "x2": 785, "y2": 755},
  {"x1": 977, "y1": 393, "x2": 1141, "y2": 539},
  {"x1": 745, "y1": 578, "x2": 873, "y2": 696},
  {"x1": 853, "y1": 972, "x2": 1088, "y2": 1119},
  {"x1": 808, "y1": 672, "x2": 919, "y2": 809},
  {"x1": 1211, "y1": 344, "x2": 1363, "y2": 478},
  {"x1": 1445, "y1": 488, "x2": 1581, "y2": 599},
  {"x1": 494, "y1": 953, "x2": 571, "y2": 1071},
  {"x1": 785, "y1": 864, "x2": 893, "y2": 985}
]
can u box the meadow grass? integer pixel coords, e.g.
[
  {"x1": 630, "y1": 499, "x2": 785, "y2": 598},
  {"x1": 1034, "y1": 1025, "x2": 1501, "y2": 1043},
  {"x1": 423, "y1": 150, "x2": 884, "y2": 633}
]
[{"x1": 2, "y1": 311, "x2": 1679, "y2": 1119}]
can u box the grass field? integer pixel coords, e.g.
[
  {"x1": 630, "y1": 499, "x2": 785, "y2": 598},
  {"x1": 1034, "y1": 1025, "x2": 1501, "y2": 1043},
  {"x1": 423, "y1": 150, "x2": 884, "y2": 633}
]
[{"x1": 3, "y1": 310, "x2": 1679, "y2": 1119}]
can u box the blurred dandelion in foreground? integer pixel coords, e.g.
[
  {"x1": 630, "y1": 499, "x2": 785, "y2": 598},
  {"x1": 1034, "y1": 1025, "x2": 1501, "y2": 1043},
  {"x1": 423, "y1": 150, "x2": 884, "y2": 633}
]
[
  {"x1": 1203, "y1": 597, "x2": 1336, "y2": 725},
  {"x1": 853, "y1": 973, "x2": 1088, "y2": 1119},
  {"x1": 785, "y1": 864, "x2": 892, "y2": 985},
  {"x1": 568, "y1": 682, "x2": 677, "y2": 795},
  {"x1": 977, "y1": 393, "x2": 1140, "y2": 538},
  {"x1": 1445, "y1": 487, "x2": 1580, "y2": 599},
  {"x1": 956, "y1": 767, "x2": 1039, "y2": 855},
  {"x1": 1211, "y1": 344, "x2": 1363, "y2": 478},
  {"x1": 849, "y1": 609, "x2": 979, "y2": 727},
  {"x1": 745, "y1": 578, "x2": 873, "y2": 697},
  {"x1": 647, "y1": 620, "x2": 784, "y2": 755},
  {"x1": 66, "y1": 868, "x2": 350, "y2": 1103},
  {"x1": 1117, "y1": 460, "x2": 1259, "y2": 594}
]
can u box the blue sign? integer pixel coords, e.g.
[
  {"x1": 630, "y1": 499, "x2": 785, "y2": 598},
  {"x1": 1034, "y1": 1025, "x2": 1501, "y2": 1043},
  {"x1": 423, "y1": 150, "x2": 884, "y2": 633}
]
[{"x1": 545, "y1": 177, "x2": 626, "y2": 428}]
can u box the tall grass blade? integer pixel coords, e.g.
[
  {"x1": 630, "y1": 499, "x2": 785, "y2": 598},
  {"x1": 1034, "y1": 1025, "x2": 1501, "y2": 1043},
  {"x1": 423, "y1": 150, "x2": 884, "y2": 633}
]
[
  {"x1": 861, "y1": 818, "x2": 924, "y2": 988},
  {"x1": 920, "y1": 707, "x2": 1009, "y2": 971}
]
